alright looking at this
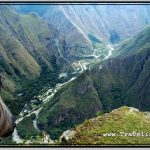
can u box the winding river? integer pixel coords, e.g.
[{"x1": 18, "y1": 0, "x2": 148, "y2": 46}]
[
  {"x1": 76, "y1": 44, "x2": 114, "y2": 72},
  {"x1": 12, "y1": 77, "x2": 76, "y2": 144},
  {"x1": 12, "y1": 44, "x2": 114, "y2": 144}
]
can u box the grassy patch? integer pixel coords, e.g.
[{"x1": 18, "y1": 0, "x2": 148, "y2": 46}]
[{"x1": 68, "y1": 106, "x2": 150, "y2": 145}]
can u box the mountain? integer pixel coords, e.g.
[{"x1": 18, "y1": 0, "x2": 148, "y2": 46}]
[
  {"x1": 1, "y1": 4, "x2": 150, "y2": 145},
  {"x1": 45, "y1": 5, "x2": 150, "y2": 44},
  {"x1": 15, "y1": 5, "x2": 150, "y2": 67},
  {"x1": 16, "y1": 5, "x2": 111, "y2": 62},
  {"x1": 37, "y1": 24, "x2": 150, "y2": 139},
  {"x1": 0, "y1": 6, "x2": 72, "y2": 115},
  {"x1": 113, "y1": 25, "x2": 150, "y2": 57},
  {"x1": 37, "y1": 73, "x2": 102, "y2": 139},
  {"x1": 61, "y1": 106, "x2": 150, "y2": 145},
  {"x1": 17, "y1": 5, "x2": 150, "y2": 44}
]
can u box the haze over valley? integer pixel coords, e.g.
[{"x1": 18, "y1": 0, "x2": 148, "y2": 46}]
[{"x1": 1, "y1": 4, "x2": 150, "y2": 145}]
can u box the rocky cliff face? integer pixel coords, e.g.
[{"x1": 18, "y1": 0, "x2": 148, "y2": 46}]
[
  {"x1": 1, "y1": 4, "x2": 150, "y2": 144},
  {"x1": 17, "y1": 5, "x2": 150, "y2": 44},
  {"x1": 37, "y1": 73, "x2": 102, "y2": 139},
  {"x1": 16, "y1": 5, "x2": 150, "y2": 62},
  {"x1": 38, "y1": 24, "x2": 150, "y2": 139},
  {"x1": 73, "y1": 25, "x2": 150, "y2": 112},
  {"x1": 49, "y1": 5, "x2": 150, "y2": 43}
]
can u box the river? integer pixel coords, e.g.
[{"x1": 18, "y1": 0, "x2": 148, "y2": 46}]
[
  {"x1": 104, "y1": 44, "x2": 114, "y2": 60},
  {"x1": 12, "y1": 44, "x2": 113, "y2": 144},
  {"x1": 12, "y1": 77, "x2": 76, "y2": 144},
  {"x1": 75, "y1": 44, "x2": 114, "y2": 72}
]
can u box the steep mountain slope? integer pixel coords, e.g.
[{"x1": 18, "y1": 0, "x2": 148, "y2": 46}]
[
  {"x1": 0, "y1": 6, "x2": 41, "y2": 84},
  {"x1": 113, "y1": 25, "x2": 150, "y2": 57},
  {"x1": 1, "y1": 4, "x2": 150, "y2": 144},
  {"x1": 62, "y1": 106, "x2": 150, "y2": 145},
  {"x1": 17, "y1": 5, "x2": 150, "y2": 44},
  {"x1": 0, "y1": 6, "x2": 71, "y2": 115},
  {"x1": 16, "y1": 5, "x2": 106, "y2": 62},
  {"x1": 41, "y1": 5, "x2": 110, "y2": 62},
  {"x1": 0, "y1": 6, "x2": 70, "y2": 70},
  {"x1": 37, "y1": 25, "x2": 150, "y2": 139},
  {"x1": 52, "y1": 5, "x2": 150, "y2": 43},
  {"x1": 16, "y1": 4, "x2": 150, "y2": 68},
  {"x1": 37, "y1": 74, "x2": 102, "y2": 139}
]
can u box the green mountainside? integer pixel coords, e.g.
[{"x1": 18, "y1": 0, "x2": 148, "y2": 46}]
[
  {"x1": 114, "y1": 25, "x2": 150, "y2": 57},
  {"x1": 37, "y1": 74, "x2": 102, "y2": 139},
  {"x1": 0, "y1": 6, "x2": 71, "y2": 115},
  {"x1": 63, "y1": 106, "x2": 150, "y2": 145},
  {"x1": 37, "y1": 25, "x2": 150, "y2": 139},
  {"x1": 0, "y1": 5, "x2": 110, "y2": 116},
  {"x1": 1, "y1": 5, "x2": 150, "y2": 146}
]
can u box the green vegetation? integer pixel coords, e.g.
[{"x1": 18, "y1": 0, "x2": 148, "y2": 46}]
[
  {"x1": 1, "y1": 5, "x2": 150, "y2": 146},
  {"x1": 37, "y1": 73, "x2": 102, "y2": 140},
  {"x1": 37, "y1": 25, "x2": 150, "y2": 142},
  {"x1": 22, "y1": 131, "x2": 53, "y2": 145},
  {"x1": 17, "y1": 114, "x2": 38, "y2": 139},
  {"x1": 10, "y1": 66, "x2": 59, "y2": 116},
  {"x1": 0, "y1": 135, "x2": 16, "y2": 145},
  {"x1": 114, "y1": 25, "x2": 150, "y2": 57},
  {"x1": 88, "y1": 33, "x2": 109, "y2": 60},
  {"x1": 67, "y1": 106, "x2": 150, "y2": 145},
  {"x1": 96, "y1": 111, "x2": 104, "y2": 117},
  {"x1": 0, "y1": 6, "x2": 70, "y2": 116}
]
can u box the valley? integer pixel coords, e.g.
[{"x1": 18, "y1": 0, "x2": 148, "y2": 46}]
[
  {"x1": 11, "y1": 42, "x2": 114, "y2": 144},
  {"x1": 12, "y1": 76, "x2": 77, "y2": 144},
  {"x1": 0, "y1": 4, "x2": 150, "y2": 146},
  {"x1": 71, "y1": 43, "x2": 114, "y2": 72}
]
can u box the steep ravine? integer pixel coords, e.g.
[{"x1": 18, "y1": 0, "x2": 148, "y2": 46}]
[
  {"x1": 11, "y1": 43, "x2": 114, "y2": 144},
  {"x1": 12, "y1": 77, "x2": 77, "y2": 144}
]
